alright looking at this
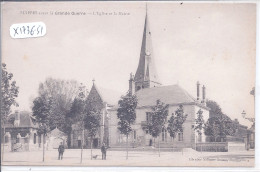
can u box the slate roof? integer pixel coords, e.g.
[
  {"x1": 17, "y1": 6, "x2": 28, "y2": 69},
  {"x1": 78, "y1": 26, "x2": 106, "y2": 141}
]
[
  {"x1": 5, "y1": 111, "x2": 38, "y2": 128},
  {"x1": 135, "y1": 84, "x2": 198, "y2": 107}
]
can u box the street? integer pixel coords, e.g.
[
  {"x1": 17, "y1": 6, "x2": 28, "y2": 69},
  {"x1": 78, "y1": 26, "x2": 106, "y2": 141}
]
[{"x1": 2, "y1": 149, "x2": 254, "y2": 167}]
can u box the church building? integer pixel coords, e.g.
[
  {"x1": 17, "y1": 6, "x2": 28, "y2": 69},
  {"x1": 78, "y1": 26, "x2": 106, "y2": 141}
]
[
  {"x1": 70, "y1": 82, "x2": 122, "y2": 149},
  {"x1": 70, "y1": 7, "x2": 210, "y2": 149},
  {"x1": 107, "y1": 8, "x2": 210, "y2": 149}
]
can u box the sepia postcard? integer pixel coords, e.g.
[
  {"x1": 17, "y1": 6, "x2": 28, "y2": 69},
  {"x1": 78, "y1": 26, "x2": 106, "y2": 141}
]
[{"x1": 1, "y1": 1, "x2": 256, "y2": 168}]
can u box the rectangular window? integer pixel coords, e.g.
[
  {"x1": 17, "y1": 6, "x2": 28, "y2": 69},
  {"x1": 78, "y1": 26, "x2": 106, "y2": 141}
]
[
  {"x1": 146, "y1": 112, "x2": 152, "y2": 123},
  {"x1": 38, "y1": 134, "x2": 41, "y2": 143},
  {"x1": 133, "y1": 130, "x2": 136, "y2": 140},
  {"x1": 198, "y1": 134, "x2": 202, "y2": 142},
  {"x1": 38, "y1": 134, "x2": 41, "y2": 147},
  {"x1": 78, "y1": 140, "x2": 82, "y2": 148},
  {"x1": 178, "y1": 133, "x2": 183, "y2": 141},
  {"x1": 162, "y1": 129, "x2": 167, "y2": 142},
  {"x1": 146, "y1": 113, "x2": 149, "y2": 122},
  {"x1": 34, "y1": 133, "x2": 37, "y2": 144},
  {"x1": 162, "y1": 132, "x2": 165, "y2": 141}
]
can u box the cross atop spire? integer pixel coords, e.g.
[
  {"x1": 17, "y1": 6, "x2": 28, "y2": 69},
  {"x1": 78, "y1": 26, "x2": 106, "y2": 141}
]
[{"x1": 134, "y1": 4, "x2": 161, "y2": 91}]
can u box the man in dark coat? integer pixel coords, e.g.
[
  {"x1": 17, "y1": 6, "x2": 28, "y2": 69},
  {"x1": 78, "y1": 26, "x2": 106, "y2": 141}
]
[
  {"x1": 58, "y1": 142, "x2": 65, "y2": 160},
  {"x1": 101, "y1": 143, "x2": 107, "y2": 160}
]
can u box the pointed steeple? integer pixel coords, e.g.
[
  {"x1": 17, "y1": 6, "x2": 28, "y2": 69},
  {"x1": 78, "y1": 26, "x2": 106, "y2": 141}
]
[{"x1": 134, "y1": 5, "x2": 161, "y2": 91}]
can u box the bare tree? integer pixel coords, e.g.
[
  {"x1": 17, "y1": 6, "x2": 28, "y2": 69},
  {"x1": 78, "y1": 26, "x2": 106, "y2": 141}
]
[{"x1": 35, "y1": 78, "x2": 80, "y2": 145}]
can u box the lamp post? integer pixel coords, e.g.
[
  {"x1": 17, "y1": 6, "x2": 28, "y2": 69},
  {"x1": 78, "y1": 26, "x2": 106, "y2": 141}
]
[
  {"x1": 241, "y1": 87, "x2": 255, "y2": 150},
  {"x1": 242, "y1": 87, "x2": 256, "y2": 124}
]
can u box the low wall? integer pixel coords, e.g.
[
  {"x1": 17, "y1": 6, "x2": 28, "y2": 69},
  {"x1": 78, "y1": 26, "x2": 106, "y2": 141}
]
[
  {"x1": 195, "y1": 142, "x2": 246, "y2": 152},
  {"x1": 228, "y1": 142, "x2": 246, "y2": 152},
  {"x1": 195, "y1": 142, "x2": 228, "y2": 152}
]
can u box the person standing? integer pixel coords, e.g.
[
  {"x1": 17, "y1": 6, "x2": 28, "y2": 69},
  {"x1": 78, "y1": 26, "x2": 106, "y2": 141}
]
[
  {"x1": 101, "y1": 143, "x2": 107, "y2": 160},
  {"x1": 58, "y1": 142, "x2": 65, "y2": 160}
]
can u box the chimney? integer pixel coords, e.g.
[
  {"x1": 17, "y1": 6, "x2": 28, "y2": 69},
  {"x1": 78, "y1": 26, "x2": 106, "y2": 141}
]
[
  {"x1": 14, "y1": 110, "x2": 20, "y2": 127},
  {"x1": 202, "y1": 85, "x2": 206, "y2": 103},
  {"x1": 129, "y1": 73, "x2": 135, "y2": 96},
  {"x1": 197, "y1": 81, "x2": 200, "y2": 100}
]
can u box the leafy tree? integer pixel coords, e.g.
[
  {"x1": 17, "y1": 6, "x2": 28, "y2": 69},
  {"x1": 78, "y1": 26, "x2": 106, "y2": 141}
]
[
  {"x1": 32, "y1": 95, "x2": 53, "y2": 162},
  {"x1": 218, "y1": 115, "x2": 236, "y2": 141},
  {"x1": 147, "y1": 100, "x2": 169, "y2": 157},
  {"x1": 117, "y1": 93, "x2": 138, "y2": 160},
  {"x1": 204, "y1": 115, "x2": 236, "y2": 142},
  {"x1": 206, "y1": 100, "x2": 222, "y2": 118},
  {"x1": 167, "y1": 105, "x2": 188, "y2": 152},
  {"x1": 68, "y1": 84, "x2": 88, "y2": 163},
  {"x1": 84, "y1": 98, "x2": 101, "y2": 160},
  {"x1": 66, "y1": 84, "x2": 88, "y2": 148},
  {"x1": 1, "y1": 63, "x2": 19, "y2": 161},
  {"x1": 204, "y1": 117, "x2": 219, "y2": 142},
  {"x1": 250, "y1": 87, "x2": 255, "y2": 96},
  {"x1": 70, "y1": 97, "x2": 85, "y2": 163},
  {"x1": 205, "y1": 100, "x2": 236, "y2": 142},
  {"x1": 194, "y1": 109, "x2": 205, "y2": 141},
  {"x1": 193, "y1": 109, "x2": 205, "y2": 151}
]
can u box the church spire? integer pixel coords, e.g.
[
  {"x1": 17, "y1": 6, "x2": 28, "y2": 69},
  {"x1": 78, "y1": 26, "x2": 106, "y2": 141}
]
[{"x1": 134, "y1": 5, "x2": 161, "y2": 91}]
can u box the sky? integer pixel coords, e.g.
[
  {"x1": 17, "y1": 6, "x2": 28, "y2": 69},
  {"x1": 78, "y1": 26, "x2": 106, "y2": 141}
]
[{"x1": 2, "y1": 2, "x2": 256, "y2": 127}]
